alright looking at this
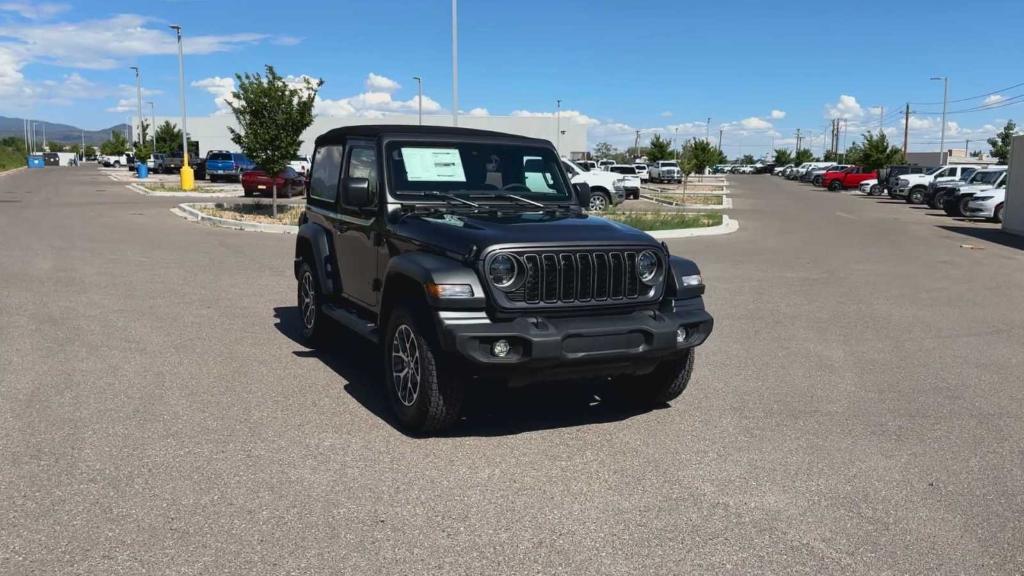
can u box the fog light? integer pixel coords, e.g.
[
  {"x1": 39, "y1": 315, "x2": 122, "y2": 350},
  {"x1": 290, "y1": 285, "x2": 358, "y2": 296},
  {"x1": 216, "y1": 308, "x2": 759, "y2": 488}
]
[
  {"x1": 676, "y1": 328, "x2": 687, "y2": 343},
  {"x1": 492, "y1": 339, "x2": 511, "y2": 358}
]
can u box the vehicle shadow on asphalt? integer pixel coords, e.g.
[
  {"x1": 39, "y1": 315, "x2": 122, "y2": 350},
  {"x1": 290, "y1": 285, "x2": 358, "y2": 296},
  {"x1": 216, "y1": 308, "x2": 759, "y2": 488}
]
[
  {"x1": 937, "y1": 226, "x2": 1024, "y2": 251},
  {"x1": 273, "y1": 307, "x2": 658, "y2": 437}
]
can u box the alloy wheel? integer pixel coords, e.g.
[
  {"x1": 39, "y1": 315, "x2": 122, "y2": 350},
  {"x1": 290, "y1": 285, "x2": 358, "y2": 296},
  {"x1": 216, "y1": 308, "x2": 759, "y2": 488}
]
[
  {"x1": 588, "y1": 194, "x2": 608, "y2": 212},
  {"x1": 391, "y1": 324, "x2": 422, "y2": 407},
  {"x1": 300, "y1": 270, "x2": 316, "y2": 330}
]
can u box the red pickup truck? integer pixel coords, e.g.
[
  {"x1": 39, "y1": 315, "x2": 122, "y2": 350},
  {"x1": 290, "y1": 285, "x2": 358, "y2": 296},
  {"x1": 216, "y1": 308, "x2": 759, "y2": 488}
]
[{"x1": 821, "y1": 166, "x2": 877, "y2": 191}]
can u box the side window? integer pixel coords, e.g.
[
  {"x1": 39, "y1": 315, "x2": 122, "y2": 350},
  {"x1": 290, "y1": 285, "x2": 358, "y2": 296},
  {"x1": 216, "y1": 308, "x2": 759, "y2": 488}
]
[
  {"x1": 562, "y1": 161, "x2": 579, "y2": 177},
  {"x1": 310, "y1": 145, "x2": 343, "y2": 203},
  {"x1": 345, "y1": 147, "x2": 379, "y2": 207},
  {"x1": 523, "y1": 156, "x2": 558, "y2": 193}
]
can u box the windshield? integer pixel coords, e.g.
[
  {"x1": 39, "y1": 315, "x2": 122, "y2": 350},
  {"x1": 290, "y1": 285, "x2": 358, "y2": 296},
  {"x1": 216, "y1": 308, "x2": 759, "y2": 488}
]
[
  {"x1": 926, "y1": 167, "x2": 945, "y2": 176},
  {"x1": 610, "y1": 166, "x2": 637, "y2": 175},
  {"x1": 386, "y1": 141, "x2": 571, "y2": 201},
  {"x1": 970, "y1": 170, "x2": 1003, "y2": 185},
  {"x1": 208, "y1": 153, "x2": 232, "y2": 161},
  {"x1": 660, "y1": 162, "x2": 679, "y2": 168}
]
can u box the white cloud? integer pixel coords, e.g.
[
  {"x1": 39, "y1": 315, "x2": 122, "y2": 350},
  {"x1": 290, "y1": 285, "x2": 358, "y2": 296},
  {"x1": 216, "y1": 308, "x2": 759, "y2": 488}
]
[
  {"x1": 467, "y1": 107, "x2": 490, "y2": 116},
  {"x1": 0, "y1": 2, "x2": 68, "y2": 19},
  {"x1": 271, "y1": 35, "x2": 303, "y2": 46},
  {"x1": 365, "y1": 72, "x2": 400, "y2": 93},
  {"x1": 511, "y1": 109, "x2": 599, "y2": 125},
  {"x1": 660, "y1": 111, "x2": 673, "y2": 118},
  {"x1": 739, "y1": 116, "x2": 772, "y2": 130},
  {"x1": 907, "y1": 116, "x2": 934, "y2": 130},
  {"x1": 191, "y1": 76, "x2": 236, "y2": 115},
  {"x1": 769, "y1": 109, "x2": 786, "y2": 119},
  {"x1": 826, "y1": 94, "x2": 864, "y2": 119},
  {"x1": 984, "y1": 94, "x2": 1004, "y2": 106}
]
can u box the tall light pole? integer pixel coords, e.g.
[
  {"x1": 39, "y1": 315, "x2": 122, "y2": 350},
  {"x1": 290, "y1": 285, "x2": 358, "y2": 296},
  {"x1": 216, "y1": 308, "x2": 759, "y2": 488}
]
[
  {"x1": 931, "y1": 76, "x2": 948, "y2": 164},
  {"x1": 130, "y1": 66, "x2": 143, "y2": 149},
  {"x1": 451, "y1": 0, "x2": 458, "y2": 127},
  {"x1": 170, "y1": 24, "x2": 193, "y2": 190},
  {"x1": 556, "y1": 99, "x2": 561, "y2": 153},
  {"x1": 705, "y1": 117, "x2": 711, "y2": 141},
  {"x1": 146, "y1": 101, "x2": 156, "y2": 151},
  {"x1": 412, "y1": 76, "x2": 423, "y2": 125}
]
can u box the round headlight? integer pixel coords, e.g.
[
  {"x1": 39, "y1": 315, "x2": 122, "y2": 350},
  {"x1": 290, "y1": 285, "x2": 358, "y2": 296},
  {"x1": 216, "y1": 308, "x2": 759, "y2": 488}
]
[
  {"x1": 488, "y1": 254, "x2": 519, "y2": 290},
  {"x1": 637, "y1": 250, "x2": 659, "y2": 284}
]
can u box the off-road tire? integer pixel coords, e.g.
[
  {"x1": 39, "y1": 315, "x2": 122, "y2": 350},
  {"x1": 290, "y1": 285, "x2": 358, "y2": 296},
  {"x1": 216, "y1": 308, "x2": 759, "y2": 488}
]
[
  {"x1": 993, "y1": 203, "x2": 1004, "y2": 223},
  {"x1": 613, "y1": 349, "x2": 695, "y2": 406},
  {"x1": 384, "y1": 306, "x2": 464, "y2": 434},
  {"x1": 297, "y1": 260, "x2": 329, "y2": 345}
]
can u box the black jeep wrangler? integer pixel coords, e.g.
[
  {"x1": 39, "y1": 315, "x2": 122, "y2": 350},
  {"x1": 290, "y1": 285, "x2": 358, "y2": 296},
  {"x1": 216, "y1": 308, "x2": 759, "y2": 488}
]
[{"x1": 294, "y1": 126, "x2": 714, "y2": 433}]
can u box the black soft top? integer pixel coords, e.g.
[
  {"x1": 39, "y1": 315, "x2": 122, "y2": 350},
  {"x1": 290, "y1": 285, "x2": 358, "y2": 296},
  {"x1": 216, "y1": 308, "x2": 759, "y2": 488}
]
[{"x1": 313, "y1": 124, "x2": 550, "y2": 148}]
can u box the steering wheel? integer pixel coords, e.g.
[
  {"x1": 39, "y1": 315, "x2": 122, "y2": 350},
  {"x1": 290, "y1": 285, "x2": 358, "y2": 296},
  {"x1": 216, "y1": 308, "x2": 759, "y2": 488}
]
[{"x1": 501, "y1": 183, "x2": 531, "y2": 192}]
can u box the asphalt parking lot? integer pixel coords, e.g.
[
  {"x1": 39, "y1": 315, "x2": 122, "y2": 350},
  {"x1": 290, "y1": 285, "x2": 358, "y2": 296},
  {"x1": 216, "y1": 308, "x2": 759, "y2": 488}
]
[{"x1": 2, "y1": 167, "x2": 1023, "y2": 574}]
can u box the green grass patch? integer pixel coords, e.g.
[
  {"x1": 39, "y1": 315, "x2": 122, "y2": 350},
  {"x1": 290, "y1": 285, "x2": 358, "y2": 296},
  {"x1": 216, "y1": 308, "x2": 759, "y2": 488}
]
[
  {"x1": 647, "y1": 192, "x2": 723, "y2": 206},
  {"x1": 196, "y1": 202, "x2": 305, "y2": 226},
  {"x1": 601, "y1": 211, "x2": 723, "y2": 231},
  {"x1": 0, "y1": 146, "x2": 24, "y2": 172}
]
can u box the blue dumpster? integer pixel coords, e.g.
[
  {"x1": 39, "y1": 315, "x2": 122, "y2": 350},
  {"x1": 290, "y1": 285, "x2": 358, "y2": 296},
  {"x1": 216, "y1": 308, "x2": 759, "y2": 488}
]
[
  {"x1": 27, "y1": 155, "x2": 45, "y2": 169},
  {"x1": 137, "y1": 163, "x2": 149, "y2": 179}
]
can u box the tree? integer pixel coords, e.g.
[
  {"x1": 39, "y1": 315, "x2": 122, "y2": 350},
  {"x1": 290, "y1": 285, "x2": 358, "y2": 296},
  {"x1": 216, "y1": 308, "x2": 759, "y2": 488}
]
[
  {"x1": 841, "y1": 142, "x2": 864, "y2": 165},
  {"x1": 679, "y1": 139, "x2": 723, "y2": 177},
  {"x1": 100, "y1": 131, "x2": 128, "y2": 156},
  {"x1": 138, "y1": 119, "x2": 151, "y2": 149},
  {"x1": 646, "y1": 134, "x2": 673, "y2": 162},
  {"x1": 858, "y1": 131, "x2": 903, "y2": 170},
  {"x1": 823, "y1": 150, "x2": 838, "y2": 162},
  {"x1": 228, "y1": 65, "x2": 322, "y2": 216},
  {"x1": 739, "y1": 154, "x2": 755, "y2": 165},
  {"x1": 793, "y1": 148, "x2": 815, "y2": 164},
  {"x1": 134, "y1": 145, "x2": 151, "y2": 164},
  {"x1": 84, "y1": 145, "x2": 96, "y2": 159},
  {"x1": 154, "y1": 121, "x2": 182, "y2": 154},
  {"x1": 47, "y1": 141, "x2": 64, "y2": 152},
  {"x1": 987, "y1": 120, "x2": 1016, "y2": 164},
  {"x1": 593, "y1": 141, "x2": 617, "y2": 160},
  {"x1": 773, "y1": 148, "x2": 793, "y2": 166},
  {"x1": 69, "y1": 143, "x2": 81, "y2": 156}
]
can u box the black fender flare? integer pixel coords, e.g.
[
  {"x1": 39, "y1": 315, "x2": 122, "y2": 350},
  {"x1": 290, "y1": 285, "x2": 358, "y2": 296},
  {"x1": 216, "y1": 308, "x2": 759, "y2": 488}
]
[
  {"x1": 383, "y1": 252, "x2": 486, "y2": 311},
  {"x1": 664, "y1": 255, "x2": 705, "y2": 300},
  {"x1": 295, "y1": 222, "x2": 338, "y2": 296}
]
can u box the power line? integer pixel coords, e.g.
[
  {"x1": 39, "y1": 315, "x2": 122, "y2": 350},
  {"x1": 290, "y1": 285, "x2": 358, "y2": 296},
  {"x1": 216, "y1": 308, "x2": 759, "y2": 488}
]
[
  {"x1": 910, "y1": 80, "x2": 1024, "y2": 106},
  {"x1": 914, "y1": 93, "x2": 1024, "y2": 115}
]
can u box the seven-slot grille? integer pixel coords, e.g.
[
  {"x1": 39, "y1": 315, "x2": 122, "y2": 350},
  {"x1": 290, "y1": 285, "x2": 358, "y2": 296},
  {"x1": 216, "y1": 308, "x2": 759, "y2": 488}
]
[{"x1": 501, "y1": 249, "x2": 652, "y2": 305}]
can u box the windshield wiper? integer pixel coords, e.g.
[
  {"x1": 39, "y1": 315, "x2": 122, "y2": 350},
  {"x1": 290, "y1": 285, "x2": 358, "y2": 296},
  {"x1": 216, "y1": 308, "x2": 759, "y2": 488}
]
[
  {"x1": 402, "y1": 190, "x2": 480, "y2": 208},
  {"x1": 468, "y1": 192, "x2": 547, "y2": 209}
]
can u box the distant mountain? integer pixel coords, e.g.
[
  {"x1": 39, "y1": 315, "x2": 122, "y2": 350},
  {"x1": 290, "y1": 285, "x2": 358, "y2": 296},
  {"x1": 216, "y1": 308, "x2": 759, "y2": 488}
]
[{"x1": 0, "y1": 116, "x2": 129, "y2": 146}]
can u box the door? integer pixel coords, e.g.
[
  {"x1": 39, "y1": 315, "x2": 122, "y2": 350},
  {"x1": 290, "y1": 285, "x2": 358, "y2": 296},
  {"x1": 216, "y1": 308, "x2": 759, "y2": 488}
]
[{"x1": 334, "y1": 141, "x2": 381, "y2": 308}]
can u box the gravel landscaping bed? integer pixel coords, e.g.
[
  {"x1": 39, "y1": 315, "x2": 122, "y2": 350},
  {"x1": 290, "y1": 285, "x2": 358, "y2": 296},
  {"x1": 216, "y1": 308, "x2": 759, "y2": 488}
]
[{"x1": 194, "y1": 202, "x2": 305, "y2": 226}]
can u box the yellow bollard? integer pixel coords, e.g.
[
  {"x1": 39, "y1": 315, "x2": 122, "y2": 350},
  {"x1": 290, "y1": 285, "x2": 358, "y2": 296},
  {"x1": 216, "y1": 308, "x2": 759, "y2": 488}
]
[{"x1": 179, "y1": 165, "x2": 194, "y2": 191}]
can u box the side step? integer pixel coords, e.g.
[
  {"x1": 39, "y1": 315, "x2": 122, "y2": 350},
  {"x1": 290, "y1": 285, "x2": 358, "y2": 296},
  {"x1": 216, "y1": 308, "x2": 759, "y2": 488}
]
[{"x1": 322, "y1": 304, "x2": 380, "y2": 344}]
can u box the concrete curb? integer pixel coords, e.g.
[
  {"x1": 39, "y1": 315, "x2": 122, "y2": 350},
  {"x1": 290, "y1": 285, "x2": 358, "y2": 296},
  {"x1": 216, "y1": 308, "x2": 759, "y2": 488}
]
[
  {"x1": 0, "y1": 166, "x2": 27, "y2": 177},
  {"x1": 130, "y1": 183, "x2": 243, "y2": 198},
  {"x1": 647, "y1": 215, "x2": 739, "y2": 240},
  {"x1": 172, "y1": 203, "x2": 298, "y2": 234},
  {"x1": 639, "y1": 193, "x2": 732, "y2": 210}
]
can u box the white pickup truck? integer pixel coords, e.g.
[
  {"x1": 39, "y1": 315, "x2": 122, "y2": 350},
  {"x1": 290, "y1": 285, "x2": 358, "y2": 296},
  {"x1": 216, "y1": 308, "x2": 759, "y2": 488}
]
[
  {"x1": 648, "y1": 160, "x2": 682, "y2": 184},
  {"x1": 561, "y1": 159, "x2": 626, "y2": 211},
  {"x1": 896, "y1": 164, "x2": 981, "y2": 204}
]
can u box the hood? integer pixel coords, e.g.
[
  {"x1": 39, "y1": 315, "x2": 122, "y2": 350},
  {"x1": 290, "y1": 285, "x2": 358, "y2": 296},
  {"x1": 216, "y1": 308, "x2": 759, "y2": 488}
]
[
  {"x1": 390, "y1": 209, "x2": 658, "y2": 257},
  {"x1": 955, "y1": 184, "x2": 1001, "y2": 197}
]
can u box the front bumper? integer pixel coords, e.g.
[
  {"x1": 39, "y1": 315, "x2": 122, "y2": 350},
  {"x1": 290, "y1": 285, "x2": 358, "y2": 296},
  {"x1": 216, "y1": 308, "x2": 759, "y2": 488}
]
[
  {"x1": 436, "y1": 298, "x2": 713, "y2": 381},
  {"x1": 964, "y1": 201, "x2": 996, "y2": 218}
]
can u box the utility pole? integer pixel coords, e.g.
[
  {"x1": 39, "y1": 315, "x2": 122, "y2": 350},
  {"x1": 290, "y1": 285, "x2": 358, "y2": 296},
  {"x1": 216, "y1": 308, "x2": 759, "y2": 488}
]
[
  {"x1": 23, "y1": 118, "x2": 28, "y2": 155},
  {"x1": 633, "y1": 130, "x2": 641, "y2": 159},
  {"x1": 705, "y1": 117, "x2": 710, "y2": 141},
  {"x1": 878, "y1": 105, "x2": 884, "y2": 133},
  {"x1": 965, "y1": 138, "x2": 970, "y2": 156},
  {"x1": 42, "y1": 123, "x2": 46, "y2": 150},
  {"x1": 170, "y1": 24, "x2": 193, "y2": 190},
  {"x1": 902, "y1": 103, "x2": 910, "y2": 158},
  {"x1": 795, "y1": 128, "x2": 801, "y2": 154},
  {"x1": 717, "y1": 128, "x2": 723, "y2": 151},
  {"x1": 451, "y1": 0, "x2": 459, "y2": 127},
  {"x1": 147, "y1": 101, "x2": 156, "y2": 151},
  {"x1": 840, "y1": 119, "x2": 848, "y2": 163},
  {"x1": 130, "y1": 66, "x2": 143, "y2": 149}
]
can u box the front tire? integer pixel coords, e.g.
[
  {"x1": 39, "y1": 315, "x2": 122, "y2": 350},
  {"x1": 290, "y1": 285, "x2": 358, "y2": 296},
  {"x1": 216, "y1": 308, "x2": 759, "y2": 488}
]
[
  {"x1": 613, "y1": 349, "x2": 694, "y2": 406},
  {"x1": 907, "y1": 187, "x2": 925, "y2": 204},
  {"x1": 869, "y1": 184, "x2": 880, "y2": 196},
  {"x1": 958, "y1": 196, "x2": 973, "y2": 218},
  {"x1": 993, "y1": 203, "x2": 1004, "y2": 223},
  {"x1": 297, "y1": 261, "x2": 329, "y2": 345},
  {"x1": 384, "y1": 307, "x2": 464, "y2": 433},
  {"x1": 588, "y1": 191, "x2": 610, "y2": 212},
  {"x1": 828, "y1": 180, "x2": 842, "y2": 191}
]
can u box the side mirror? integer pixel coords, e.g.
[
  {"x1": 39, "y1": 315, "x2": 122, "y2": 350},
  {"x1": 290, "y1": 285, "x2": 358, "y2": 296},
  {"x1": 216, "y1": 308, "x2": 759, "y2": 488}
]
[
  {"x1": 342, "y1": 177, "x2": 372, "y2": 208},
  {"x1": 573, "y1": 182, "x2": 591, "y2": 208}
]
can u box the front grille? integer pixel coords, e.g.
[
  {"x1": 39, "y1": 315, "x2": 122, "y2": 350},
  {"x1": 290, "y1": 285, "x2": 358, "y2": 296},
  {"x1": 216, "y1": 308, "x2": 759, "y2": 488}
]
[{"x1": 501, "y1": 249, "x2": 653, "y2": 306}]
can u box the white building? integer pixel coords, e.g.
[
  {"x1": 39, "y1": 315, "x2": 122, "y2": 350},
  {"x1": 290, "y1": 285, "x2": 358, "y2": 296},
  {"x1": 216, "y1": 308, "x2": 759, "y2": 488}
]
[{"x1": 134, "y1": 113, "x2": 588, "y2": 159}]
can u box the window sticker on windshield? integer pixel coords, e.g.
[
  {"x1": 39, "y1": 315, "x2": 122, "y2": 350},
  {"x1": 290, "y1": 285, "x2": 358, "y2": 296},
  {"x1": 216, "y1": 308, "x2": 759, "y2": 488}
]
[{"x1": 401, "y1": 148, "x2": 466, "y2": 182}]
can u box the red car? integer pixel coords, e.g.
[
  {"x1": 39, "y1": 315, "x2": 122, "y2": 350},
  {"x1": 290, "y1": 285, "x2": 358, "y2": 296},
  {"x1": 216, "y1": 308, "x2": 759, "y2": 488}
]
[
  {"x1": 241, "y1": 167, "x2": 306, "y2": 198},
  {"x1": 821, "y1": 166, "x2": 877, "y2": 191}
]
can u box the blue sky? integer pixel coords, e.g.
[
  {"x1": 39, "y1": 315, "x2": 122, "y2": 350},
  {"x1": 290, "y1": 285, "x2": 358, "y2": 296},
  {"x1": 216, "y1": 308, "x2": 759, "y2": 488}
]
[{"x1": 2, "y1": 0, "x2": 1022, "y2": 157}]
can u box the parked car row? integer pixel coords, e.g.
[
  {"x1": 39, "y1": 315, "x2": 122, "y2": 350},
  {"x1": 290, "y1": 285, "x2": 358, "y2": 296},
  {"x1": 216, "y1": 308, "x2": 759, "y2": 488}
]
[
  {"x1": 780, "y1": 161, "x2": 1010, "y2": 223},
  {"x1": 582, "y1": 159, "x2": 683, "y2": 185}
]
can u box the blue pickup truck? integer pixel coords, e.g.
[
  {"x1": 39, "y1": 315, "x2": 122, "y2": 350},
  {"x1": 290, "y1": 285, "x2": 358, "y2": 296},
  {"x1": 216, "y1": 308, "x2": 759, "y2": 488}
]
[{"x1": 204, "y1": 150, "x2": 255, "y2": 182}]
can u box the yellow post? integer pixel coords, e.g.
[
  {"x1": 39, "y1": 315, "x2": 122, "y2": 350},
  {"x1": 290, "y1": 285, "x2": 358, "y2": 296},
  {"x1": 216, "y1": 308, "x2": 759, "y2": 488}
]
[{"x1": 179, "y1": 151, "x2": 194, "y2": 191}]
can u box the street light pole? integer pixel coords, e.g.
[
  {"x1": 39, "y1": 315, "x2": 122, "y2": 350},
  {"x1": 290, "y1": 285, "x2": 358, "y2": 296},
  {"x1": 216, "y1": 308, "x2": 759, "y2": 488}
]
[
  {"x1": 931, "y1": 76, "x2": 948, "y2": 164},
  {"x1": 705, "y1": 117, "x2": 710, "y2": 141},
  {"x1": 556, "y1": 99, "x2": 561, "y2": 154},
  {"x1": 147, "y1": 101, "x2": 156, "y2": 151},
  {"x1": 412, "y1": 76, "x2": 423, "y2": 125},
  {"x1": 170, "y1": 24, "x2": 193, "y2": 190},
  {"x1": 130, "y1": 66, "x2": 143, "y2": 149},
  {"x1": 451, "y1": 0, "x2": 458, "y2": 127}
]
